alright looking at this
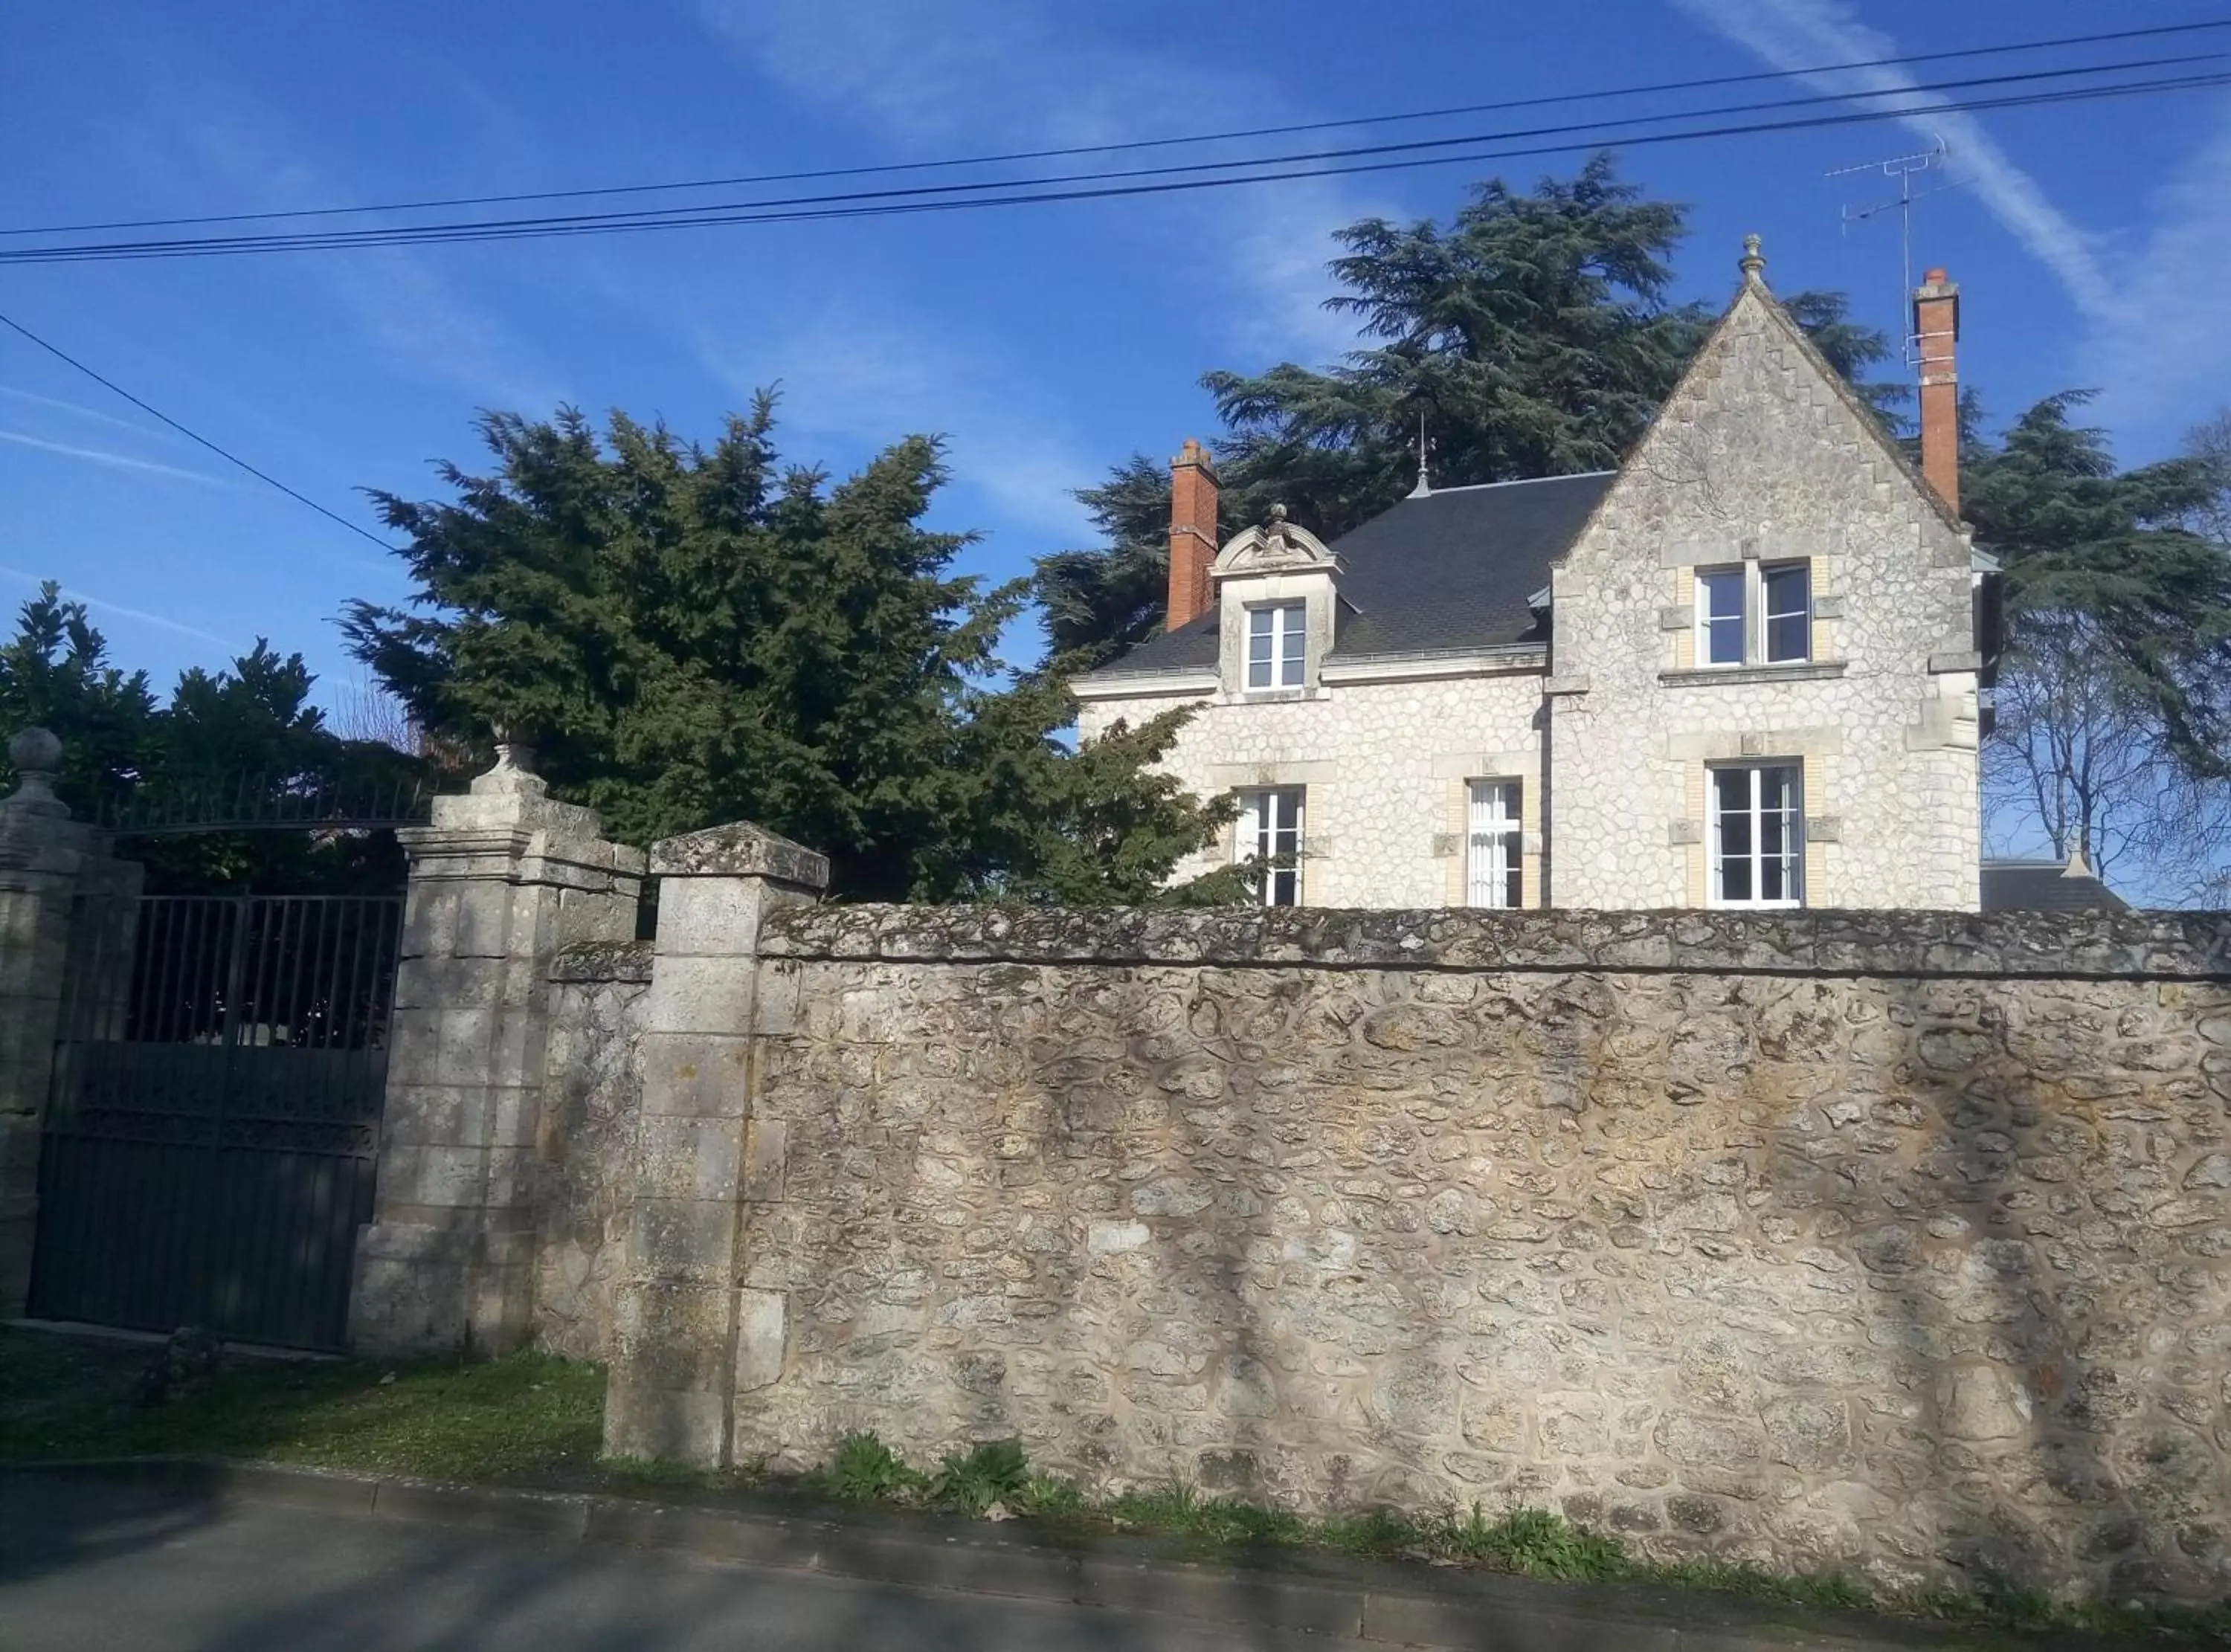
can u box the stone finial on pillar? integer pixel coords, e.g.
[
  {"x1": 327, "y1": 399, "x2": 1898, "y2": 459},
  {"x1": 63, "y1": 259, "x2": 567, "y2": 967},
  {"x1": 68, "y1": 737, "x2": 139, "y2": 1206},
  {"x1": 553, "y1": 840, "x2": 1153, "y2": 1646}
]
[
  {"x1": 3, "y1": 727, "x2": 68, "y2": 819},
  {"x1": 1738, "y1": 233, "x2": 1767, "y2": 286},
  {"x1": 473, "y1": 725, "x2": 547, "y2": 798},
  {"x1": 605, "y1": 819, "x2": 828, "y2": 1467},
  {"x1": 347, "y1": 741, "x2": 646, "y2": 1358}
]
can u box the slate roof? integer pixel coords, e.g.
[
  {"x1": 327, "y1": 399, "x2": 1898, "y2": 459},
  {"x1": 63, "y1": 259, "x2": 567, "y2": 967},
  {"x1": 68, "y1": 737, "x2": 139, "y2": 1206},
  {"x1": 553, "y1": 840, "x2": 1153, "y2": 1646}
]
[
  {"x1": 1979, "y1": 861, "x2": 2128, "y2": 912},
  {"x1": 1089, "y1": 471, "x2": 1616, "y2": 677}
]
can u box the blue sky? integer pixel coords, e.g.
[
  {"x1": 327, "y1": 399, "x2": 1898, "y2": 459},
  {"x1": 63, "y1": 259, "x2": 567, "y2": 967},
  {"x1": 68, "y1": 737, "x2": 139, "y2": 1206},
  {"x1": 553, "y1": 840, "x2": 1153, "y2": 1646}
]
[{"x1": 4, "y1": 0, "x2": 2230, "y2": 712}]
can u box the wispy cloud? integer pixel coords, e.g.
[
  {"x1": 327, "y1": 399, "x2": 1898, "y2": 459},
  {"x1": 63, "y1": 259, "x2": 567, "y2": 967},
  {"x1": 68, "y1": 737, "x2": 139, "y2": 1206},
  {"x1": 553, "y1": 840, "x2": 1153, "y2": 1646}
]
[
  {"x1": 0, "y1": 562, "x2": 239, "y2": 651},
  {"x1": 1677, "y1": 0, "x2": 2231, "y2": 448},
  {"x1": 0, "y1": 384, "x2": 182, "y2": 442},
  {"x1": 1672, "y1": 0, "x2": 2113, "y2": 317},
  {"x1": 176, "y1": 113, "x2": 565, "y2": 411},
  {"x1": 690, "y1": 300, "x2": 1099, "y2": 541},
  {"x1": 91, "y1": 10, "x2": 563, "y2": 416},
  {"x1": 692, "y1": 0, "x2": 1377, "y2": 365},
  {"x1": 0, "y1": 427, "x2": 228, "y2": 485},
  {"x1": 2076, "y1": 101, "x2": 2231, "y2": 449}
]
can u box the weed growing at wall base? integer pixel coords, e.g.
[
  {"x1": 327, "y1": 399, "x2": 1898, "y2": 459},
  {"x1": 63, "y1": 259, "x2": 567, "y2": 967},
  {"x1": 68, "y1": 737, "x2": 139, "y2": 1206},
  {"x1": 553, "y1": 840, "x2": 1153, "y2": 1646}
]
[
  {"x1": 1438, "y1": 1504, "x2": 1629, "y2": 1581},
  {"x1": 792, "y1": 1433, "x2": 1793, "y2": 1586},
  {"x1": 931, "y1": 1439, "x2": 1031, "y2": 1516},
  {"x1": 820, "y1": 1432, "x2": 927, "y2": 1502},
  {"x1": 760, "y1": 1432, "x2": 2231, "y2": 1642}
]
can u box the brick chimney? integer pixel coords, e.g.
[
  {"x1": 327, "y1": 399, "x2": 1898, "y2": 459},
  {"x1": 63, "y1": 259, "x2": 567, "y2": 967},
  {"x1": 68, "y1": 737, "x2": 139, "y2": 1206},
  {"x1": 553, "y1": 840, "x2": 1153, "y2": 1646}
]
[
  {"x1": 1913, "y1": 266, "x2": 1961, "y2": 516},
  {"x1": 1166, "y1": 438, "x2": 1219, "y2": 630}
]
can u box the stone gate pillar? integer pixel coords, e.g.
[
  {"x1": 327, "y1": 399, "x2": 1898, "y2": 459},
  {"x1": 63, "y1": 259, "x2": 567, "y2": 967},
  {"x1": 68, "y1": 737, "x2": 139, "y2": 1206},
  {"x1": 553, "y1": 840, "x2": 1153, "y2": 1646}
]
[
  {"x1": 350, "y1": 741, "x2": 643, "y2": 1357},
  {"x1": 604, "y1": 821, "x2": 828, "y2": 1465},
  {"x1": 0, "y1": 729, "x2": 142, "y2": 1317}
]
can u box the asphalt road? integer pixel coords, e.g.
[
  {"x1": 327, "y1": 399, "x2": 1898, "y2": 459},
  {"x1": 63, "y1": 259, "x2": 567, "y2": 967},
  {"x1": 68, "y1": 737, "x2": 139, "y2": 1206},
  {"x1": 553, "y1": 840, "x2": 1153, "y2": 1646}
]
[{"x1": 0, "y1": 1477, "x2": 1351, "y2": 1651}]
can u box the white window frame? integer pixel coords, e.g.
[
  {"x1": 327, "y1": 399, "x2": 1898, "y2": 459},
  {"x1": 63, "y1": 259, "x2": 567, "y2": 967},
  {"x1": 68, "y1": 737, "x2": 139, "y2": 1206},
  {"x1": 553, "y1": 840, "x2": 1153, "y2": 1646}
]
[
  {"x1": 1761, "y1": 561, "x2": 1811, "y2": 664},
  {"x1": 1696, "y1": 567, "x2": 1747, "y2": 667},
  {"x1": 1245, "y1": 601, "x2": 1307, "y2": 691},
  {"x1": 1236, "y1": 787, "x2": 1304, "y2": 906},
  {"x1": 1693, "y1": 560, "x2": 1812, "y2": 667},
  {"x1": 1708, "y1": 762, "x2": 1804, "y2": 909},
  {"x1": 1466, "y1": 779, "x2": 1523, "y2": 909}
]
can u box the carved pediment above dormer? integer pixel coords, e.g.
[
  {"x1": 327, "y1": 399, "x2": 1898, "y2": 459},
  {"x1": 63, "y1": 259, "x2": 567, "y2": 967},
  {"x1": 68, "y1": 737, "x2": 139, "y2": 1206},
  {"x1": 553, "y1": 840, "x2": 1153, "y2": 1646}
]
[{"x1": 1212, "y1": 503, "x2": 1339, "y2": 580}]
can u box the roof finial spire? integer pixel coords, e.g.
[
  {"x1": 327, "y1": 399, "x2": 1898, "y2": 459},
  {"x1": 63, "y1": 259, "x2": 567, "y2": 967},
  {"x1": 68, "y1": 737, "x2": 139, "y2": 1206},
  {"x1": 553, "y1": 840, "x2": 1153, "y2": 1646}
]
[
  {"x1": 2063, "y1": 835, "x2": 2093, "y2": 880},
  {"x1": 1739, "y1": 233, "x2": 1767, "y2": 285},
  {"x1": 1407, "y1": 410, "x2": 1435, "y2": 499}
]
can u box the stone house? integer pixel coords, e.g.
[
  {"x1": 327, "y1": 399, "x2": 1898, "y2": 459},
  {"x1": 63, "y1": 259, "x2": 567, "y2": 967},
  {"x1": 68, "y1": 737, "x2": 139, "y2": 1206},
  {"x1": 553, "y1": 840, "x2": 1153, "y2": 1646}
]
[{"x1": 1075, "y1": 240, "x2": 2035, "y2": 911}]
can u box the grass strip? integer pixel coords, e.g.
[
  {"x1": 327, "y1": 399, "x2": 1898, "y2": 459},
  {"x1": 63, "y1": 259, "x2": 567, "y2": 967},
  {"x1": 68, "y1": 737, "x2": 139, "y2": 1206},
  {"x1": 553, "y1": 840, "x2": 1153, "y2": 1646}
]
[
  {"x1": 0, "y1": 1329, "x2": 603, "y2": 1482},
  {"x1": 5, "y1": 1334, "x2": 2223, "y2": 1642}
]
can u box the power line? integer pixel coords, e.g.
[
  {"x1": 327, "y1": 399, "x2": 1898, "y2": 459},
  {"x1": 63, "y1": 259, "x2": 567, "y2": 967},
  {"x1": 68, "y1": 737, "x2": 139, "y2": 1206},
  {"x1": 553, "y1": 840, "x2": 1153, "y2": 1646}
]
[
  {"x1": 0, "y1": 309, "x2": 398, "y2": 552},
  {"x1": 88, "y1": 49, "x2": 2196, "y2": 251},
  {"x1": 5, "y1": 65, "x2": 2221, "y2": 265},
  {"x1": 1, "y1": 48, "x2": 2212, "y2": 568},
  {"x1": 8, "y1": 16, "x2": 2226, "y2": 241}
]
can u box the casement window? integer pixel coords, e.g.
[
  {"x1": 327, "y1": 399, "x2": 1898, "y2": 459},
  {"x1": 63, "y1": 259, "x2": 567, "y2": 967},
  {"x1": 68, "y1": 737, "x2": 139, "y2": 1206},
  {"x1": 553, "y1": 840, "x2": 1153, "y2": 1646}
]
[
  {"x1": 1466, "y1": 779, "x2": 1523, "y2": 909},
  {"x1": 1246, "y1": 602, "x2": 1307, "y2": 689},
  {"x1": 1710, "y1": 763, "x2": 1803, "y2": 909},
  {"x1": 1237, "y1": 787, "x2": 1304, "y2": 906},
  {"x1": 1762, "y1": 562, "x2": 1811, "y2": 662},
  {"x1": 1697, "y1": 568, "x2": 1747, "y2": 666},
  {"x1": 1694, "y1": 561, "x2": 1812, "y2": 666}
]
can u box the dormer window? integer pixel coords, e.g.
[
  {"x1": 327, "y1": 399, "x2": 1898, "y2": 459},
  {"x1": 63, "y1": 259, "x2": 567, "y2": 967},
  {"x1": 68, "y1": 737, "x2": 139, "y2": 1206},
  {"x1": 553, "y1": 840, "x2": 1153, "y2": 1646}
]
[
  {"x1": 1214, "y1": 506, "x2": 1338, "y2": 698},
  {"x1": 1696, "y1": 561, "x2": 1811, "y2": 666},
  {"x1": 1246, "y1": 602, "x2": 1307, "y2": 689}
]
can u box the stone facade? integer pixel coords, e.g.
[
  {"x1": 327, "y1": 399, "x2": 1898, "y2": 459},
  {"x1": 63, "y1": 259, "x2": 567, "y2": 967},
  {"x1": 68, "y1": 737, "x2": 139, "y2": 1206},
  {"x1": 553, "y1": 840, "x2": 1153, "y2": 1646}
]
[
  {"x1": 704, "y1": 903, "x2": 2228, "y2": 1601},
  {"x1": 1078, "y1": 668, "x2": 1547, "y2": 908},
  {"x1": 1548, "y1": 283, "x2": 1980, "y2": 910},
  {"x1": 1074, "y1": 259, "x2": 1985, "y2": 912}
]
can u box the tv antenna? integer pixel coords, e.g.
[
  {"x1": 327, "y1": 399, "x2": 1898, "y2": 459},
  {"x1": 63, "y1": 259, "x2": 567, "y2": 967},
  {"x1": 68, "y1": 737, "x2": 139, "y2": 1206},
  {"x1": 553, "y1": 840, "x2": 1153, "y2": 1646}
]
[{"x1": 1828, "y1": 135, "x2": 1957, "y2": 364}]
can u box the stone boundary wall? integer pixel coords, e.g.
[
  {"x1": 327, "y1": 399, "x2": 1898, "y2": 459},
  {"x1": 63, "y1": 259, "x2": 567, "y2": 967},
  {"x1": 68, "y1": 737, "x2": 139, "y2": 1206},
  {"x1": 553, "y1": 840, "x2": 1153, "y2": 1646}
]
[{"x1": 733, "y1": 907, "x2": 2231, "y2": 1601}]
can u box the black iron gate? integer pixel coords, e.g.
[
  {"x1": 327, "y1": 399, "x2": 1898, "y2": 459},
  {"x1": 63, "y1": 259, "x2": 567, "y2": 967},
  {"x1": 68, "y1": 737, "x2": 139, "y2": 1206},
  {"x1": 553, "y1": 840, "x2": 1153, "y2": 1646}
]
[{"x1": 30, "y1": 893, "x2": 403, "y2": 1351}]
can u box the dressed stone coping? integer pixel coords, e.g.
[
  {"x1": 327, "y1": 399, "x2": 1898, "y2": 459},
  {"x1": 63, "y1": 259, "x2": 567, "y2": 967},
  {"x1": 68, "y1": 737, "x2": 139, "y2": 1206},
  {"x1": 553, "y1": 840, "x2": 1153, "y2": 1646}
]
[
  {"x1": 651, "y1": 822, "x2": 830, "y2": 889},
  {"x1": 550, "y1": 939, "x2": 653, "y2": 984},
  {"x1": 759, "y1": 905, "x2": 2231, "y2": 980}
]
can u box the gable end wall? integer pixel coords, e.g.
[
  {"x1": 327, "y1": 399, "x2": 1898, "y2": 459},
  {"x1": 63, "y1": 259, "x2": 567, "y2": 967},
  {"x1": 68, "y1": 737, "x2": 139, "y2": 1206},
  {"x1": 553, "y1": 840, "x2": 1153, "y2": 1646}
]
[{"x1": 1548, "y1": 288, "x2": 1979, "y2": 909}]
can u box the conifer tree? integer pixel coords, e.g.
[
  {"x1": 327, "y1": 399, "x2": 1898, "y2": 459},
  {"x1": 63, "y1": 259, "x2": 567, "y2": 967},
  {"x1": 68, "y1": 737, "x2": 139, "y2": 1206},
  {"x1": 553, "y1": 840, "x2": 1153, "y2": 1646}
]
[
  {"x1": 0, "y1": 583, "x2": 414, "y2": 891},
  {"x1": 344, "y1": 399, "x2": 1234, "y2": 902},
  {"x1": 0, "y1": 582, "x2": 158, "y2": 802}
]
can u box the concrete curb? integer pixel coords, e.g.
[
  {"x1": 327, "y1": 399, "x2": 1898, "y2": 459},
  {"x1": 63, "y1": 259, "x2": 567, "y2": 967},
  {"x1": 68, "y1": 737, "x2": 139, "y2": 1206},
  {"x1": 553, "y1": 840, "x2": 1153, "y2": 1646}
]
[{"x1": 9, "y1": 1459, "x2": 1999, "y2": 1652}]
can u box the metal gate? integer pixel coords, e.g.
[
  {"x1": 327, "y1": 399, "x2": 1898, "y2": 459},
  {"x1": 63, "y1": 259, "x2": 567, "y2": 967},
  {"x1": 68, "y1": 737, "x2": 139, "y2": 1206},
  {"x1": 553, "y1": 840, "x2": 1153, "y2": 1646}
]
[{"x1": 30, "y1": 893, "x2": 403, "y2": 1351}]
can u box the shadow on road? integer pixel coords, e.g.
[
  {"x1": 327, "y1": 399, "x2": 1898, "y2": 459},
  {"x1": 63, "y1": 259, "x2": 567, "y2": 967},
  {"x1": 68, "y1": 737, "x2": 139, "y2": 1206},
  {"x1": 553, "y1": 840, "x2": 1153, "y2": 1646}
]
[
  {"x1": 0, "y1": 1469, "x2": 211, "y2": 1589},
  {"x1": 0, "y1": 1475, "x2": 1330, "y2": 1651}
]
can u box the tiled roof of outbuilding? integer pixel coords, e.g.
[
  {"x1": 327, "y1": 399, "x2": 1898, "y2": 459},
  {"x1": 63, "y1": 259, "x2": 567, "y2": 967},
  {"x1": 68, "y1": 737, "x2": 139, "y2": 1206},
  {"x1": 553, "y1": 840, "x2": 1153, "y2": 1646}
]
[
  {"x1": 1089, "y1": 471, "x2": 1614, "y2": 677},
  {"x1": 1979, "y1": 860, "x2": 2128, "y2": 912}
]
